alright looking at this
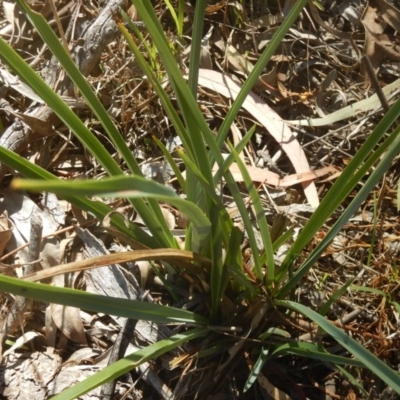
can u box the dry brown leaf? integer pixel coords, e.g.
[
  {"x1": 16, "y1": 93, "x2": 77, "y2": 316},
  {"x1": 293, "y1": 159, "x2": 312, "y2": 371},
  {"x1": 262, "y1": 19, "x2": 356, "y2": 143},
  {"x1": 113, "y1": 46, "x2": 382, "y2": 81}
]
[
  {"x1": 374, "y1": 0, "x2": 400, "y2": 32},
  {"x1": 257, "y1": 373, "x2": 293, "y2": 399},
  {"x1": 212, "y1": 163, "x2": 338, "y2": 187},
  {"x1": 134, "y1": 260, "x2": 153, "y2": 288},
  {"x1": 192, "y1": 69, "x2": 320, "y2": 206},
  {"x1": 3, "y1": 110, "x2": 53, "y2": 136},
  {"x1": 1, "y1": 2, "x2": 25, "y2": 46},
  {"x1": 375, "y1": 36, "x2": 400, "y2": 61},
  {"x1": 0, "y1": 210, "x2": 12, "y2": 255},
  {"x1": 345, "y1": 389, "x2": 358, "y2": 400},
  {"x1": 0, "y1": 68, "x2": 44, "y2": 103},
  {"x1": 361, "y1": 3, "x2": 386, "y2": 78},
  {"x1": 49, "y1": 267, "x2": 87, "y2": 346},
  {"x1": 22, "y1": 248, "x2": 210, "y2": 282},
  {"x1": 50, "y1": 304, "x2": 88, "y2": 345},
  {"x1": 225, "y1": 45, "x2": 278, "y2": 93},
  {"x1": 45, "y1": 304, "x2": 58, "y2": 351},
  {"x1": 368, "y1": 0, "x2": 400, "y2": 64},
  {"x1": 277, "y1": 166, "x2": 339, "y2": 186}
]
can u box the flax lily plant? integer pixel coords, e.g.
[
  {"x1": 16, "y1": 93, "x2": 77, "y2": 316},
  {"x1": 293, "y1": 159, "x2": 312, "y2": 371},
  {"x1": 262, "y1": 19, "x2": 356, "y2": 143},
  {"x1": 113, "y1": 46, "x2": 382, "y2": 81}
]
[{"x1": 0, "y1": 0, "x2": 399, "y2": 398}]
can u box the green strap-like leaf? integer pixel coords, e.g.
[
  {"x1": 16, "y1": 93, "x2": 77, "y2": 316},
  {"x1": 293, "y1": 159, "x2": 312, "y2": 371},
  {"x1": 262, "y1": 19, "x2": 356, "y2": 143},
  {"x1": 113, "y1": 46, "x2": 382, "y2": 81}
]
[
  {"x1": 0, "y1": 274, "x2": 209, "y2": 324},
  {"x1": 12, "y1": 176, "x2": 211, "y2": 250},
  {"x1": 276, "y1": 300, "x2": 400, "y2": 393},
  {"x1": 52, "y1": 328, "x2": 208, "y2": 400}
]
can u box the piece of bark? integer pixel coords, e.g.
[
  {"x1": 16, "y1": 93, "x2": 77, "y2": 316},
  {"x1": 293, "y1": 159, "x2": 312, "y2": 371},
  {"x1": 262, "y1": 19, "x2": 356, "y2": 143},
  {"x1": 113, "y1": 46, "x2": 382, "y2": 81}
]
[
  {"x1": 76, "y1": 227, "x2": 175, "y2": 399},
  {"x1": 0, "y1": 351, "x2": 63, "y2": 400},
  {"x1": 0, "y1": 208, "x2": 43, "y2": 362}
]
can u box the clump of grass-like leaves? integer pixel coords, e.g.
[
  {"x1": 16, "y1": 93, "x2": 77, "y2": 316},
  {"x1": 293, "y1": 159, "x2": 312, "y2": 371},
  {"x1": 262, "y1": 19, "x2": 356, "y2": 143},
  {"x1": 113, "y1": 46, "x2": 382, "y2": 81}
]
[{"x1": 0, "y1": 0, "x2": 400, "y2": 398}]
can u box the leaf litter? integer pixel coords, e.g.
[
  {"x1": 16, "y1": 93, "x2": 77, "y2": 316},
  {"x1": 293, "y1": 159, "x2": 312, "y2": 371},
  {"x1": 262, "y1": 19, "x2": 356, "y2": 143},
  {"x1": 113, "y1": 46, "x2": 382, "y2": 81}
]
[{"x1": 0, "y1": 0, "x2": 400, "y2": 399}]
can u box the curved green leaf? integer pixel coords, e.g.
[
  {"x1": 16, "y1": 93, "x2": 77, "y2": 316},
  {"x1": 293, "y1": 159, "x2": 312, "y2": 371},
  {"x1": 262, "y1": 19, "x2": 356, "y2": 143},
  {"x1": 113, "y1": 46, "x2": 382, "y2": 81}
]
[
  {"x1": 0, "y1": 274, "x2": 209, "y2": 324},
  {"x1": 52, "y1": 328, "x2": 208, "y2": 400},
  {"x1": 12, "y1": 176, "x2": 211, "y2": 249},
  {"x1": 276, "y1": 300, "x2": 400, "y2": 393}
]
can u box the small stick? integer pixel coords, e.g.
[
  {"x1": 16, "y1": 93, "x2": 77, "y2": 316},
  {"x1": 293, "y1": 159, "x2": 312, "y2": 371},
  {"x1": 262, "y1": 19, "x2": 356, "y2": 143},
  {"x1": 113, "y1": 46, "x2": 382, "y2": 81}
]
[
  {"x1": 99, "y1": 318, "x2": 138, "y2": 400},
  {"x1": 25, "y1": 210, "x2": 43, "y2": 275},
  {"x1": 362, "y1": 55, "x2": 390, "y2": 113}
]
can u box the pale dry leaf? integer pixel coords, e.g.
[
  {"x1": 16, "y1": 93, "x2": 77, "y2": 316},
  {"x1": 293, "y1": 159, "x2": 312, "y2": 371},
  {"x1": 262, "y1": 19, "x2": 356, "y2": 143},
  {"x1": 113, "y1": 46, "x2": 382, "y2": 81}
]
[
  {"x1": 367, "y1": 0, "x2": 400, "y2": 63},
  {"x1": 194, "y1": 69, "x2": 320, "y2": 206},
  {"x1": 0, "y1": 68, "x2": 44, "y2": 104},
  {"x1": 259, "y1": 64, "x2": 278, "y2": 87},
  {"x1": 258, "y1": 373, "x2": 293, "y2": 399},
  {"x1": 216, "y1": 162, "x2": 338, "y2": 188},
  {"x1": 2, "y1": 109, "x2": 53, "y2": 136},
  {"x1": 135, "y1": 260, "x2": 153, "y2": 289},
  {"x1": 3, "y1": 331, "x2": 43, "y2": 358},
  {"x1": 226, "y1": 45, "x2": 253, "y2": 77},
  {"x1": 225, "y1": 45, "x2": 271, "y2": 92},
  {"x1": 50, "y1": 303, "x2": 88, "y2": 345},
  {"x1": 229, "y1": 121, "x2": 246, "y2": 162},
  {"x1": 374, "y1": 0, "x2": 400, "y2": 32},
  {"x1": 361, "y1": 3, "x2": 386, "y2": 76},
  {"x1": 22, "y1": 248, "x2": 209, "y2": 282},
  {"x1": 3, "y1": 1, "x2": 16, "y2": 24},
  {"x1": 45, "y1": 305, "x2": 57, "y2": 352},
  {"x1": 161, "y1": 206, "x2": 176, "y2": 230},
  {"x1": 337, "y1": 3, "x2": 363, "y2": 27},
  {"x1": 49, "y1": 268, "x2": 87, "y2": 347},
  {"x1": 0, "y1": 210, "x2": 12, "y2": 255},
  {"x1": 2, "y1": 1, "x2": 23, "y2": 45},
  {"x1": 375, "y1": 37, "x2": 400, "y2": 61},
  {"x1": 200, "y1": 25, "x2": 213, "y2": 69},
  {"x1": 64, "y1": 347, "x2": 101, "y2": 366}
]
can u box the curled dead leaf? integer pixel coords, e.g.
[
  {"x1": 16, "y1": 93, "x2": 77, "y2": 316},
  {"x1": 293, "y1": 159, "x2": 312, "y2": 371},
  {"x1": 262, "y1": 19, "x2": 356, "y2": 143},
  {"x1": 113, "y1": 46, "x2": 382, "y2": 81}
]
[{"x1": 0, "y1": 210, "x2": 12, "y2": 255}]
